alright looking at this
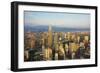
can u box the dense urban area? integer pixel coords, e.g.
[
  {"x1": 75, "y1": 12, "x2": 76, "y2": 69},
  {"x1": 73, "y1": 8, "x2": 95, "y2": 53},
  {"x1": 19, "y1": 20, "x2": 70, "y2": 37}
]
[{"x1": 24, "y1": 25, "x2": 90, "y2": 61}]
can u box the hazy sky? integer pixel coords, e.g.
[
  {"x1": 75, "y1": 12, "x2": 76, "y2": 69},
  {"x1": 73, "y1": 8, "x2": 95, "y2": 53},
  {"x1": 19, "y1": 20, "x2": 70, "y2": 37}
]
[{"x1": 24, "y1": 11, "x2": 90, "y2": 29}]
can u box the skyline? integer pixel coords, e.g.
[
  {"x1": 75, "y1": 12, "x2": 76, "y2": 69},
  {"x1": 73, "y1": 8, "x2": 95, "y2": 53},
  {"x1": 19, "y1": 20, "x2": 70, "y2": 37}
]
[{"x1": 24, "y1": 11, "x2": 90, "y2": 29}]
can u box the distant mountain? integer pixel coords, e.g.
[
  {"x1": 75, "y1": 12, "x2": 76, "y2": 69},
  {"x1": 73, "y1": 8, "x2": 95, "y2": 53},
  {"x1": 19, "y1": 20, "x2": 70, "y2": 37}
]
[{"x1": 24, "y1": 24, "x2": 90, "y2": 32}]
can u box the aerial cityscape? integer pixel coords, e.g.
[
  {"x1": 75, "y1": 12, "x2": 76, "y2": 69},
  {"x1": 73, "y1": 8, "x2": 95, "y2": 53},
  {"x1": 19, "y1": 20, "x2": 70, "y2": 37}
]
[{"x1": 24, "y1": 11, "x2": 90, "y2": 61}]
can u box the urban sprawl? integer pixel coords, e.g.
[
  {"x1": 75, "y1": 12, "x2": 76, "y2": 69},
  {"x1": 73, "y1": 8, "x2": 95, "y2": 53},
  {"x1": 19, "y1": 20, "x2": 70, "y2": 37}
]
[{"x1": 24, "y1": 25, "x2": 90, "y2": 61}]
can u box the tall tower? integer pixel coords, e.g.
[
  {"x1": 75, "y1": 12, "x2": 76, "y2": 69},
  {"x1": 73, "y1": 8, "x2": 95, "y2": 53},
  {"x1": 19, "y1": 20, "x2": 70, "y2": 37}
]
[{"x1": 48, "y1": 25, "x2": 52, "y2": 47}]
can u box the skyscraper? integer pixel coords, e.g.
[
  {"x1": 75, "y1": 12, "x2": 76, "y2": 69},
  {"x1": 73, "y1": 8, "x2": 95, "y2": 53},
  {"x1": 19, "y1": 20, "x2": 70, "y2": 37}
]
[{"x1": 48, "y1": 25, "x2": 52, "y2": 47}]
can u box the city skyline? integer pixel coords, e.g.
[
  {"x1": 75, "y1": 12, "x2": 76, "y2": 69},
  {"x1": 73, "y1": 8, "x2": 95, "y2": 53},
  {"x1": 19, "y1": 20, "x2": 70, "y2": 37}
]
[{"x1": 24, "y1": 11, "x2": 90, "y2": 61}]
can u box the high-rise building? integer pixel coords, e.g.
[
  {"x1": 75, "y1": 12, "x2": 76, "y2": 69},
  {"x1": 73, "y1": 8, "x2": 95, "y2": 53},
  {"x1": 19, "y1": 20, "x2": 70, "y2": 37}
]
[
  {"x1": 67, "y1": 32, "x2": 71, "y2": 40},
  {"x1": 44, "y1": 47, "x2": 52, "y2": 60},
  {"x1": 24, "y1": 32, "x2": 36, "y2": 49},
  {"x1": 54, "y1": 33, "x2": 58, "y2": 48},
  {"x1": 69, "y1": 43, "x2": 79, "y2": 52},
  {"x1": 48, "y1": 25, "x2": 52, "y2": 47},
  {"x1": 84, "y1": 36, "x2": 89, "y2": 41}
]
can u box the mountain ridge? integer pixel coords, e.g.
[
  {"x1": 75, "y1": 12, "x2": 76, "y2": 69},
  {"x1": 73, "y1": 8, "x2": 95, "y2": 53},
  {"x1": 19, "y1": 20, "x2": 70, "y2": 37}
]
[{"x1": 24, "y1": 24, "x2": 90, "y2": 32}]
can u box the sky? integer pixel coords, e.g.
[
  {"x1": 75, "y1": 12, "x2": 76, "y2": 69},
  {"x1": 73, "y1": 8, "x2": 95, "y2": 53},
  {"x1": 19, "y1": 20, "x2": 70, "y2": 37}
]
[{"x1": 24, "y1": 11, "x2": 90, "y2": 29}]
